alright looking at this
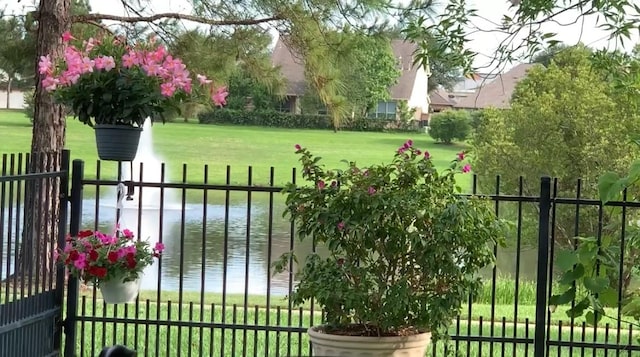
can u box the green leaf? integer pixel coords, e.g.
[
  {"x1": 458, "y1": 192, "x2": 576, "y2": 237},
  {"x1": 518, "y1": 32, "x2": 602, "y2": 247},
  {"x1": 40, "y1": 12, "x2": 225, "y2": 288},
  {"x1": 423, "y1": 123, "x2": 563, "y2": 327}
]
[
  {"x1": 598, "y1": 171, "x2": 623, "y2": 204},
  {"x1": 626, "y1": 159, "x2": 640, "y2": 185},
  {"x1": 555, "y1": 249, "x2": 580, "y2": 272},
  {"x1": 559, "y1": 264, "x2": 585, "y2": 285},
  {"x1": 598, "y1": 287, "x2": 619, "y2": 307},
  {"x1": 584, "y1": 311, "x2": 602, "y2": 326},
  {"x1": 549, "y1": 287, "x2": 576, "y2": 306},
  {"x1": 565, "y1": 297, "x2": 590, "y2": 318},
  {"x1": 583, "y1": 277, "x2": 609, "y2": 294}
]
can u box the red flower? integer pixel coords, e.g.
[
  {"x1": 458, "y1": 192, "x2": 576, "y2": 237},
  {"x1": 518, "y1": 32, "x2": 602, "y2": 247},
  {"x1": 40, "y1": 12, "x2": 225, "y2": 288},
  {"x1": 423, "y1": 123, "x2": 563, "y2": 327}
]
[
  {"x1": 125, "y1": 253, "x2": 137, "y2": 269},
  {"x1": 87, "y1": 266, "x2": 107, "y2": 278},
  {"x1": 78, "y1": 230, "x2": 93, "y2": 238},
  {"x1": 88, "y1": 250, "x2": 99, "y2": 261},
  {"x1": 68, "y1": 250, "x2": 80, "y2": 261},
  {"x1": 107, "y1": 251, "x2": 119, "y2": 263}
]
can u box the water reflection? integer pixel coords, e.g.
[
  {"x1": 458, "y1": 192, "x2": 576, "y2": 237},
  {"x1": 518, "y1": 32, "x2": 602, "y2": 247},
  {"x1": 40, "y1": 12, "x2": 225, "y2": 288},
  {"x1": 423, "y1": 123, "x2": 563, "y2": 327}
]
[
  {"x1": 83, "y1": 195, "x2": 311, "y2": 296},
  {"x1": 3, "y1": 196, "x2": 540, "y2": 296}
]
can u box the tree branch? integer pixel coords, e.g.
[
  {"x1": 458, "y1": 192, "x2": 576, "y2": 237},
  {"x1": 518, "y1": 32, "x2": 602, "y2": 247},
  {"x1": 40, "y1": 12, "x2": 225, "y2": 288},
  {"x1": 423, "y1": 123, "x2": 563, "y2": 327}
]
[{"x1": 72, "y1": 13, "x2": 282, "y2": 26}]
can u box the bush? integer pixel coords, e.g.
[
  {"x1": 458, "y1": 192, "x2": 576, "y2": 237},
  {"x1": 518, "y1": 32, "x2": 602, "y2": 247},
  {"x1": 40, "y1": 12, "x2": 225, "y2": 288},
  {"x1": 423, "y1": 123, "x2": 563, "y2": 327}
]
[
  {"x1": 428, "y1": 109, "x2": 471, "y2": 144},
  {"x1": 23, "y1": 88, "x2": 35, "y2": 123},
  {"x1": 197, "y1": 109, "x2": 396, "y2": 132}
]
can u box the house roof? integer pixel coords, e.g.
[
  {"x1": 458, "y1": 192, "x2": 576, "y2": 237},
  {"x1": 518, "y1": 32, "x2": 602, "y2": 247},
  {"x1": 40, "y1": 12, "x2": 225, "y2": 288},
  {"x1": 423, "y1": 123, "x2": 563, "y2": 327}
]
[
  {"x1": 388, "y1": 39, "x2": 419, "y2": 100},
  {"x1": 271, "y1": 37, "x2": 420, "y2": 100},
  {"x1": 453, "y1": 63, "x2": 538, "y2": 109},
  {"x1": 271, "y1": 38, "x2": 307, "y2": 96},
  {"x1": 429, "y1": 89, "x2": 454, "y2": 107}
]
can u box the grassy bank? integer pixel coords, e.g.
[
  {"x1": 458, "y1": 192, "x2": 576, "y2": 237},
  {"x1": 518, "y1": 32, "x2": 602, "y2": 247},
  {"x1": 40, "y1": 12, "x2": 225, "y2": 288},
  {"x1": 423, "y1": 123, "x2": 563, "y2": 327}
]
[{"x1": 1, "y1": 110, "x2": 471, "y2": 188}]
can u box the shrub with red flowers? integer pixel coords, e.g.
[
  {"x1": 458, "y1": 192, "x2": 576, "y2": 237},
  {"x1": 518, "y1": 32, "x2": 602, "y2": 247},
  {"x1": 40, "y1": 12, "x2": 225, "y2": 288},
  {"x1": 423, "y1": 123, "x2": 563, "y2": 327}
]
[
  {"x1": 273, "y1": 140, "x2": 506, "y2": 340},
  {"x1": 38, "y1": 31, "x2": 228, "y2": 127},
  {"x1": 56, "y1": 228, "x2": 164, "y2": 285}
]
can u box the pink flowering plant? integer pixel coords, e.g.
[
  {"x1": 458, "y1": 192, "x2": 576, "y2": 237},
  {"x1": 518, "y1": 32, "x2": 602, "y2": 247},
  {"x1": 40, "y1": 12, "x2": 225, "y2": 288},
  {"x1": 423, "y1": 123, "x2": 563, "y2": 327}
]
[
  {"x1": 273, "y1": 140, "x2": 505, "y2": 340},
  {"x1": 55, "y1": 227, "x2": 164, "y2": 285},
  {"x1": 38, "y1": 31, "x2": 228, "y2": 127}
]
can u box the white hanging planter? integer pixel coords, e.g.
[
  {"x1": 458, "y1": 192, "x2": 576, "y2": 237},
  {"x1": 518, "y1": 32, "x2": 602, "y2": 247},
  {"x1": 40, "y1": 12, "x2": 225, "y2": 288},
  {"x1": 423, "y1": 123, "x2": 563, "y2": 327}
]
[{"x1": 99, "y1": 275, "x2": 141, "y2": 304}]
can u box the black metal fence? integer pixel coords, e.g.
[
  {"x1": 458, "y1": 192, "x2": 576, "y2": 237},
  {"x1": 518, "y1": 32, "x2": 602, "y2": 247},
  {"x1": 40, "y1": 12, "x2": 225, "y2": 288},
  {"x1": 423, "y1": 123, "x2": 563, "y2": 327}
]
[
  {"x1": 0, "y1": 151, "x2": 69, "y2": 357},
  {"x1": 4, "y1": 153, "x2": 640, "y2": 356}
]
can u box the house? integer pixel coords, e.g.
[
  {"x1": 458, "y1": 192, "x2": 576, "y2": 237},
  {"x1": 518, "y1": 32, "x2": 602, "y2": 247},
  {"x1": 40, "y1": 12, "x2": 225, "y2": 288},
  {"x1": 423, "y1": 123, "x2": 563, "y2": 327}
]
[
  {"x1": 428, "y1": 89, "x2": 455, "y2": 113},
  {"x1": 271, "y1": 38, "x2": 430, "y2": 120},
  {"x1": 452, "y1": 63, "x2": 536, "y2": 110},
  {"x1": 0, "y1": 89, "x2": 26, "y2": 109}
]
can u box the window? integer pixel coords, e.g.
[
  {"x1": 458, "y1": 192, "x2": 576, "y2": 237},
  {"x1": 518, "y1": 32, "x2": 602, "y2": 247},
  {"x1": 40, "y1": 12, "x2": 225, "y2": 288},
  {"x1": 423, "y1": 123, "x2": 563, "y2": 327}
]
[
  {"x1": 369, "y1": 101, "x2": 397, "y2": 119},
  {"x1": 277, "y1": 96, "x2": 295, "y2": 112}
]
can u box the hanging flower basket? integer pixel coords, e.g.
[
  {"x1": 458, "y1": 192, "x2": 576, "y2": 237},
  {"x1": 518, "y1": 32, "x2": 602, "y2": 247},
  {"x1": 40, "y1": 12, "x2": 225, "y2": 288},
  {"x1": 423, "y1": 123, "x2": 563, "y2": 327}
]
[
  {"x1": 99, "y1": 275, "x2": 142, "y2": 304},
  {"x1": 94, "y1": 125, "x2": 142, "y2": 162}
]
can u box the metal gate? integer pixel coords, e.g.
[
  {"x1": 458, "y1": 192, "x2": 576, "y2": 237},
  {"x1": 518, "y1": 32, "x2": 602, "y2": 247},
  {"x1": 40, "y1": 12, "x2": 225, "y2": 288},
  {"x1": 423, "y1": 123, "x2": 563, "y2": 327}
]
[{"x1": 0, "y1": 151, "x2": 70, "y2": 357}]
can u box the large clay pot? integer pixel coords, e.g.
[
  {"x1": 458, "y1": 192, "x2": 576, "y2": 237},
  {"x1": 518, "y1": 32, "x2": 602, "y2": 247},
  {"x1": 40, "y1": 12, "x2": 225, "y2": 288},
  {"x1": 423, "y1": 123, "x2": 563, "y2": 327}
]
[
  {"x1": 94, "y1": 125, "x2": 142, "y2": 162},
  {"x1": 99, "y1": 276, "x2": 141, "y2": 304},
  {"x1": 308, "y1": 326, "x2": 431, "y2": 357}
]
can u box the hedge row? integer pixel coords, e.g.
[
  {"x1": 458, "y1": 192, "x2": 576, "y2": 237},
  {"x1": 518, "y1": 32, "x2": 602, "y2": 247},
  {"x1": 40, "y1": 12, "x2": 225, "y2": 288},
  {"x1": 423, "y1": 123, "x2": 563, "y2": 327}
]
[{"x1": 197, "y1": 109, "x2": 395, "y2": 132}]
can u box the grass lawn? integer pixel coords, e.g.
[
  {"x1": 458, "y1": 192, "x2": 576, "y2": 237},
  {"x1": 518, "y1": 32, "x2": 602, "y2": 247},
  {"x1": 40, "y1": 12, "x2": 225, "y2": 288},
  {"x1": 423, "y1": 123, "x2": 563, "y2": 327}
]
[
  {"x1": 1, "y1": 109, "x2": 471, "y2": 188},
  {"x1": 66, "y1": 291, "x2": 640, "y2": 357}
]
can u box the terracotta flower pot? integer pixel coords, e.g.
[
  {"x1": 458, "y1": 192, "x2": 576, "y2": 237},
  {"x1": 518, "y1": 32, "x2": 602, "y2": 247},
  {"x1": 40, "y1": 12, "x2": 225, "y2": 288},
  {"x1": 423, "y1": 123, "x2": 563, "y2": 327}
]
[
  {"x1": 99, "y1": 276, "x2": 141, "y2": 304},
  {"x1": 308, "y1": 326, "x2": 431, "y2": 357},
  {"x1": 94, "y1": 125, "x2": 142, "y2": 162}
]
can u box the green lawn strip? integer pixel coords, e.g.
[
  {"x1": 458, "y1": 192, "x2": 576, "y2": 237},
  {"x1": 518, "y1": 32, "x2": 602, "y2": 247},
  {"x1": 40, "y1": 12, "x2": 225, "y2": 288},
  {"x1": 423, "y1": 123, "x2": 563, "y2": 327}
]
[
  {"x1": 74, "y1": 289, "x2": 635, "y2": 329},
  {"x1": 1, "y1": 110, "x2": 471, "y2": 188},
  {"x1": 70, "y1": 300, "x2": 640, "y2": 357}
]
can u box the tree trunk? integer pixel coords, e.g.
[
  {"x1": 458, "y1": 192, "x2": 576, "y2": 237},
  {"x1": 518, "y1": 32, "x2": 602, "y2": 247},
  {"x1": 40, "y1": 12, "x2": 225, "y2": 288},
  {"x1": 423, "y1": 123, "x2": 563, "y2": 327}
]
[
  {"x1": 11, "y1": 0, "x2": 71, "y2": 289},
  {"x1": 6, "y1": 76, "x2": 12, "y2": 109}
]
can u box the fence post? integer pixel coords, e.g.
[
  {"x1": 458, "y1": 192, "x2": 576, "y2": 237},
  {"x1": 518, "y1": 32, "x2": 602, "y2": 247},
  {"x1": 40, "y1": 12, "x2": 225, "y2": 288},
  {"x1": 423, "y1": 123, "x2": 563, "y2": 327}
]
[
  {"x1": 534, "y1": 176, "x2": 552, "y2": 357},
  {"x1": 63, "y1": 159, "x2": 84, "y2": 357},
  {"x1": 54, "y1": 150, "x2": 71, "y2": 352}
]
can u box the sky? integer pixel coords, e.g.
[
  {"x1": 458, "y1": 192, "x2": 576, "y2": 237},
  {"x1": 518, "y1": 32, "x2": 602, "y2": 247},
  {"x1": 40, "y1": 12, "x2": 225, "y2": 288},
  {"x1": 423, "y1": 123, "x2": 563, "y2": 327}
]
[{"x1": 4, "y1": 0, "x2": 637, "y2": 72}]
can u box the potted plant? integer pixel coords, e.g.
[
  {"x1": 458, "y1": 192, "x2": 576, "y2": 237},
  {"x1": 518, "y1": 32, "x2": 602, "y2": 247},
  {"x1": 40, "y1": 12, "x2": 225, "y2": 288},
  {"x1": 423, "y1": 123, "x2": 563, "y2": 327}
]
[
  {"x1": 55, "y1": 227, "x2": 164, "y2": 303},
  {"x1": 274, "y1": 140, "x2": 505, "y2": 355},
  {"x1": 38, "y1": 31, "x2": 228, "y2": 161}
]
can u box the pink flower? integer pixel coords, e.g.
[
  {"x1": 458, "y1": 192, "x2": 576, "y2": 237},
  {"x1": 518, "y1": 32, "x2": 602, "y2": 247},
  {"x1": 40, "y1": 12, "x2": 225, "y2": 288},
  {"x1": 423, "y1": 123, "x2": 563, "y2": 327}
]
[
  {"x1": 42, "y1": 76, "x2": 58, "y2": 92},
  {"x1": 337, "y1": 222, "x2": 345, "y2": 231},
  {"x1": 61, "y1": 31, "x2": 74, "y2": 42},
  {"x1": 122, "y1": 52, "x2": 140, "y2": 68},
  {"x1": 94, "y1": 56, "x2": 115, "y2": 71},
  {"x1": 457, "y1": 151, "x2": 465, "y2": 161},
  {"x1": 116, "y1": 247, "x2": 128, "y2": 259},
  {"x1": 73, "y1": 253, "x2": 87, "y2": 269},
  {"x1": 79, "y1": 57, "x2": 94, "y2": 73},
  {"x1": 197, "y1": 74, "x2": 212, "y2": 85},
  {"x1": 97, "y1": 232, "x2": 116, "y2": 245},
  {"x1": 317, "y1": 180, "x2": 326, "y2": 190},
  {"x1": 462, "y1": 164, "x2": 472, "y2": 173},
  {"x1": 160, "y1": 82, "x2": 176, "y2": 97},
  {"x1": 84, "y1": 38, "x2": 98, "y2": 52},
  {"x1": 211, "y1": 86, "x2": 229, "y2": 107},
  {"x1": 424, "y1": 151, "x2": 431, "y2": 159},
  {"x1": 154, "y1": 242, "x2": 165, "y2": 253},
  {"x1": 38, "y1": 55, "x2": 53, "y2": 75},
  {"x1": 142, "y1": 63, "x2": 162, "y2": 76},
  {"x1": 122, "y1": 229, "x2": 134, "y2": 239},
  {"x1": 368, "y1": 186, "x2": 376, "y2": 195},
  {"x1": 294, "y1": 144, "x2": 301, "y2": 151},
  {"x1": 124, "y1": 246, "x2": 137, "y2": 255}
]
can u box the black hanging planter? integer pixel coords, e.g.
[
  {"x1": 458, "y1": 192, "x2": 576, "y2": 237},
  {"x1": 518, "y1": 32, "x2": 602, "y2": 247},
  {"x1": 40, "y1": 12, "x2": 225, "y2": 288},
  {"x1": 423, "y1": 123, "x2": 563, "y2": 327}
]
[{"x1": 94, "y1": 125, "x2": 143, "y2": 162}]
